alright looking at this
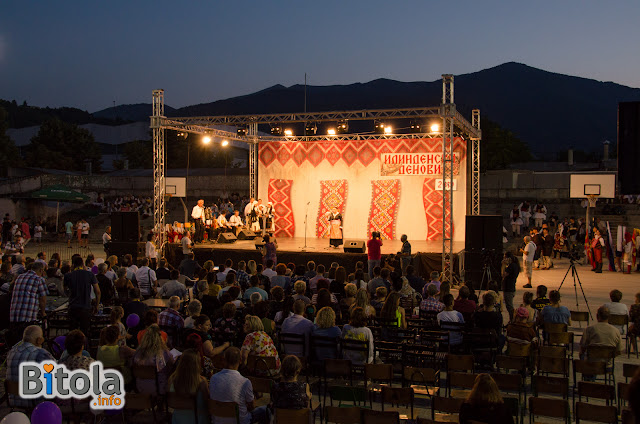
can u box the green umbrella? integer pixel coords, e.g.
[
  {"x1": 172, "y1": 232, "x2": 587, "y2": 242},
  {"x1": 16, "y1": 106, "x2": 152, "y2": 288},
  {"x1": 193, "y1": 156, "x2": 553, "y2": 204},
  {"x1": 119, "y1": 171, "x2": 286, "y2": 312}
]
[{"x1": 31, "y1": 184, "x2": 90, "y2": 229}]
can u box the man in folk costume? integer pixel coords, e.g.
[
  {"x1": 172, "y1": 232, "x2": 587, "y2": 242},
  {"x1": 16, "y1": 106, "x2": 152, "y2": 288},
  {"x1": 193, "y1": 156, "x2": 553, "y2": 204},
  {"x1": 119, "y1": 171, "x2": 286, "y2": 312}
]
[
  {"x1": 252, "y1": 199, "x2": 266, "y2": 233},
  {"x1": 244, "y1": 197, "x2": 257, "y2": 227},
  {"x1": 264, "y1": 202, "x2": 276, "y2": 234},
  {"x1": 325, "y1": 207, "x2": 343, "y2": 248},
  {"x1": 635, "y1": 228, "x2": 640, "y2": 272},
  {"x1": 518, "y1": 201, "x2": 531, "y2": 231},
  {"x1": 591, "y1": 227, "x2": 606, "y2": 273},
  {"x1": 623, "y1": 231, "x2": 634, "y2": 274}
]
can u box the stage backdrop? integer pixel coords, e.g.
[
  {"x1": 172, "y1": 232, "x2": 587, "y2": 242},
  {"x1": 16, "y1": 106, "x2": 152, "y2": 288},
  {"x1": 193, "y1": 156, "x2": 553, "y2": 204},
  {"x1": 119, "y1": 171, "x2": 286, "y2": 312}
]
[{"x1": 258, "y1": 138, "x2": 467, "y2": 241}]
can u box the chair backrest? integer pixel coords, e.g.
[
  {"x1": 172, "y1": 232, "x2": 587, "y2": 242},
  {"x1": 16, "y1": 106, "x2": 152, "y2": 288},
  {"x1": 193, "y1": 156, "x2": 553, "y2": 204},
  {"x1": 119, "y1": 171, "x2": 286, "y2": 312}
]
[
  {"x1": 622, "y1": 408, "x2": 635, "y2": 424},
  {"x1": 548, "y1": 331, "x2": 574, "y2": 347},
  {"x1": 449, "y1": 372, "x2": 477, "y2": 390},
  {"x1": 624, "y1": 362, "x2": 640, "y2": 381},
  {"x1": 534, "y1": 375, "x2": 569, "y2": 398},
  {"x1": 571, "y1": 311, "x2": 590, "y2": 326},
  {"x1": 208, "y1": 399, "x2": 240, "y2": 423},
  {"x1": 275, "y1": 408, "x2": 310, "y2": 424},
  {"x1": 544, "y1": 322, "x2": 568, "y2": 334},
  {"x1": 363, "y1": 409, "x2": 399, "y2": 424},
  {"x1": 375, "y1": 340, "x2": 404, "y2": 365},
  {"x1": 608, "y1": 314, "x2": 629, "y2": 328},
  {"x1": 529, "y1": 396, "x2": 569, "y2": 421},
  {"x1": 310, "y1": 335, "x2": 340, "y2": 362},
  {"x1": 324, "y1": 358, "x2": 353, "y2": 379},
  {"x1": 496, "y1": 355, "x2": 528, "y2": 374},
  {"x1": 364, "y1": 363, "x2": 393, "y2": 385},
  {"x1": 125, "y1": 393, "x2": 153, "y2": 410},
  {"x1": 328, "y1": 385, "x2": 368, "y2": 407},
  {"x1": 381, "y1": 387, "x2": 414, "y2": 419},
  {"x1": 279, "y1": 332, "x2": 307, "y2": 357},
  {"x1": 132, "y1": 364, "x2": 160, "y2": 394},
  {"x1": 573, "y1": 359, "x2": 607, "y2": 377},
  {"x1": 575, "y1": 402, "x2": 618, "y2": 424},
  {"x1": 505, "y1": 341, "x2": 531, "y2": 357},
  {"x1": 248, "y1": 376, "x2": 273, "y2": 396},
  {"x1": 403, "y1": 366, "x2": 438, "y2": 385},
  {"x1": 246, "y1": 354, "x2": 278, "y2": 376},
  {"x1": 537, "y1": 355, "x2": 569, "y2": 376},
  {"x1": 586, "y1": 345, "x2": 617, "y2": 362},
  {"x1": 432, "y1": 396, "x2": 464, "y2": 414},
  {"x1": 539, "y1": 345, "x2": 567, "y2": 358},
  {"x1": 578, "y1": 381, "x2": 615, "y2": 403},
  {"x1": 490, "y1": 372, "x2": 522, "y2": 392},
  {"x1": 446, "y1": 354, "x2": 474, "y2": 372},
  {"x1": 325, "y1": 406, "x2": 362, "y2": 424},
  {"x1": 167, "y1": 392, "x2": 198, "y2": 416}
]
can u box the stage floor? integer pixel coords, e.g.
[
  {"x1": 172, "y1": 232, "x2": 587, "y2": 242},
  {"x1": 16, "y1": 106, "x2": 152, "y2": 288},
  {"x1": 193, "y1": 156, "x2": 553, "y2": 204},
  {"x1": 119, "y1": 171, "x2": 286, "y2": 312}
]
[{"x1": 197, "y1": 237, "x2": 464, "y2": 255}]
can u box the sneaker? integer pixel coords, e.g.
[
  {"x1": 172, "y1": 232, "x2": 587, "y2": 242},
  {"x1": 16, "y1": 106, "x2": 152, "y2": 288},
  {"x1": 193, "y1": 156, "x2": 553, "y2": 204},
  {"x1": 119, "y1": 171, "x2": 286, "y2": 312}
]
[{"x1": 523, "y1": 284, "x2": 533, "y2": 288}]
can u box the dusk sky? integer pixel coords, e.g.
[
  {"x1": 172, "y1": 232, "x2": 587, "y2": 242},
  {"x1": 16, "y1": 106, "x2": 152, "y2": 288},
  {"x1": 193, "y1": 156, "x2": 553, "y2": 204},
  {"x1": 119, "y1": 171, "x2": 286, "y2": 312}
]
[{"x1": 1, "y1": 1, "x2": 638, "y2": 112}]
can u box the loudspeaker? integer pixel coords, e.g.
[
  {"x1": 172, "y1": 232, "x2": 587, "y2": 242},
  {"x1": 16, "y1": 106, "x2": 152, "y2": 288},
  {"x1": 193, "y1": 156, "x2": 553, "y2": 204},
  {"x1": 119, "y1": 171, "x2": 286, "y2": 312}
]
[
  {"x1": 217, "y1": 232, "x2": 237, "y2": 244},
  {"x1": 111, "y1": 212, "x2": 140, "y2": 242},
  {"x1": 108, "y1": 242, "x2": 145, "y2": 264},
  {"x1": 254, "y1": 240, "x2": 265, "y2": 250},
  {"x1": 464, "y1": 215, "x2": 503, "y2": 289},
  {"x1": 237, "y1": 229, "x2": 257, "y2": 240},
  {"x1": 343, "y1": 240, "x2": 366, "y2": 253},
  {"x1": 618, "y1": 101, "x2": 640, "y2": 195}
]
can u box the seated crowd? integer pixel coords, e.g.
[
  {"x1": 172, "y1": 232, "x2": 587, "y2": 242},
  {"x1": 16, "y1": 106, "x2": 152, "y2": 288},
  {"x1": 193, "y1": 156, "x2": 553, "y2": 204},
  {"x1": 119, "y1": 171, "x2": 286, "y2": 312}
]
[{"x1": 2, "y1": 250, "x2": 640, "y2": 423}]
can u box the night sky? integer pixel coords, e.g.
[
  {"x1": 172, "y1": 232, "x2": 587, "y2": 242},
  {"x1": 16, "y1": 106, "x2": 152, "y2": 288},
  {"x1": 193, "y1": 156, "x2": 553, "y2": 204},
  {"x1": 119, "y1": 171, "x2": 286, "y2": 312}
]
[{"x1": 1, "y1": 1, "x2": 638, "y2": 112}]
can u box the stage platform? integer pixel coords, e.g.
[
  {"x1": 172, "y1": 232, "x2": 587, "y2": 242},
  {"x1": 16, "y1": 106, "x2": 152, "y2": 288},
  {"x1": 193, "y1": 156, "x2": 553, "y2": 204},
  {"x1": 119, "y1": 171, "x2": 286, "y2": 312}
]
[{"x1": 165, "y1": 238, "x2": 464, "y2": 279}]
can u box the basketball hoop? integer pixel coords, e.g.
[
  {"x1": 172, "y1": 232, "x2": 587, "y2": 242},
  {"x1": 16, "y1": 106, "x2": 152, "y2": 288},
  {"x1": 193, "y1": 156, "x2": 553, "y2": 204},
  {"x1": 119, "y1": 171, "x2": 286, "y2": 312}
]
[{"x1": 587, "y1": 194, "x2": 598, "y2": 208}]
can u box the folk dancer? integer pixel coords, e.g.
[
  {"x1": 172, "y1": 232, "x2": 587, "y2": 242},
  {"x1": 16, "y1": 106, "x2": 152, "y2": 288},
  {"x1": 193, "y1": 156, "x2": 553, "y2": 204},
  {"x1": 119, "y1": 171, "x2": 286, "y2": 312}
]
[
  {"x1": 191, "y1": 199, "x2": 206, "y2": 243},
  {"x1": 325, "y1": 207, "x2": 343, "y2": 248},
  {"x1": 244, "y1": 197, "x2": 257, "y2": 227},
  {"x1": 518, "y1": 201, "x2": 531, "y2": 231},
  {"x1": 591, "y1": 228, "x2": 606, "y2": 273},
  {"x1": 229, "y1": 210, "x2": 244, "y2": 235},
  {"x1": 204, "y1": 206, "x2": 215, "y2": 241},
  {"x1": 264, "y1": 202, "x2": 275, "y2": 235},
  {"x1": 253, "y1": 199, "x2": 267, "y2": 234},
  {"x1": 623, "y1": 231, "x2": 634, "y2": 274}
]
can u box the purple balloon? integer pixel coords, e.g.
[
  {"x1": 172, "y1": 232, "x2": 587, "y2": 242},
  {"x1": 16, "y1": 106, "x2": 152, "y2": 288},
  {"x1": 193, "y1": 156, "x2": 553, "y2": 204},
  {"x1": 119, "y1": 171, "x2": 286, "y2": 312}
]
[
  {"x1": 126, "y1": 313, "x2": 140, "y2": 328},
  {"x1": 53, "y1": 336, "x2": 66, "y2": 355},
  {"x1": 31, "y1": 401, "x2": 62, "y2": 424}
]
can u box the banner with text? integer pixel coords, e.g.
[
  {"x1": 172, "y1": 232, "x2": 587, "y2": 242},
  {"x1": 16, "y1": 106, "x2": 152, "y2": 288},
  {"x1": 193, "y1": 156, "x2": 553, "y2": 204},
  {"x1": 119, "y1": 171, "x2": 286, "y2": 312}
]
[{"x1": 380, "y1": 152, "x2": 460, "y2": 176}]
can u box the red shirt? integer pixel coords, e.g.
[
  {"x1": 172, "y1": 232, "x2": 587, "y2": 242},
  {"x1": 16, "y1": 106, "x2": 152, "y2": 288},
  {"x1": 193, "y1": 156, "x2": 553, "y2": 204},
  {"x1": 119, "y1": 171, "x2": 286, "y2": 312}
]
[{"x1": 367, "y1": 239, "x2": 383, "y2": 260}]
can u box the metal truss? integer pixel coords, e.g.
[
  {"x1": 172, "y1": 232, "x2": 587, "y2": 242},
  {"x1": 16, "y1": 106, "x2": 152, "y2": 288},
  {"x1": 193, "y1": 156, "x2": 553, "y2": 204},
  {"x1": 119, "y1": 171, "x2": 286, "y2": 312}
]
[
  {"x1": 441, "y1": 75, "x2": 455, "y2": 284},
  {"x1": 470, "y1": 109, "x2": 481, "y2": 216},
  {"x1": 248, "y1": 122, "x2": 258, "y2": 198},
  {"x1": 151, "y1": 90, "x2": 166, "y2": 254}
]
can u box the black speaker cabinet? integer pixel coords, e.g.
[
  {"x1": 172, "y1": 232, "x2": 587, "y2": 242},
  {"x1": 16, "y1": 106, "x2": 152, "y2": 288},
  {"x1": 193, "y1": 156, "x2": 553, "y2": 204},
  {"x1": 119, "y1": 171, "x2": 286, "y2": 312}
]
[
  {"x1": 217, "y1": 232, "x2": 237, "y2": 244},
  {"x1": 111, "y1": 212, "x2": 140, "y2": 242},
  {"x1": 237, "y1": 229, "x2": 257, "y2": 240},
  {"x1": 343, "y1": 240, "x2": 366, "y2": 253},
  {"x1": 618, "y1": 101, "x2": 640, "y2": 195},
  {"x1": 464, "y1": 215, "x2": 503, "y2": 289}
]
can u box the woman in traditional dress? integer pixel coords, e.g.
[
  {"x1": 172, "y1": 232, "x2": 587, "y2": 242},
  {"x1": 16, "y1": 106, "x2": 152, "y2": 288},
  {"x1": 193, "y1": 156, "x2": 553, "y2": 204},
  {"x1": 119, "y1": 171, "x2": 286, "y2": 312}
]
[{"x1": 325, "y1": 207, "x2": 343, "y2": 248}]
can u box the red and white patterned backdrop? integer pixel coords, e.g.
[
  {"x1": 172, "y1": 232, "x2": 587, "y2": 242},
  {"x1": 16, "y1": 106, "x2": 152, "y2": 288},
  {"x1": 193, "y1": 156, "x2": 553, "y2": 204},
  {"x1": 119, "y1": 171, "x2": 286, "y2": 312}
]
[
  {"x1": 258, "y1": 138, "x2": 467, "y2": 241},
  {"x1": 267, "y1": 179, "x2": 295, "y2": 238},
  {"x1": 316, "y1": 180, "x2": 348, "y2": 238}
]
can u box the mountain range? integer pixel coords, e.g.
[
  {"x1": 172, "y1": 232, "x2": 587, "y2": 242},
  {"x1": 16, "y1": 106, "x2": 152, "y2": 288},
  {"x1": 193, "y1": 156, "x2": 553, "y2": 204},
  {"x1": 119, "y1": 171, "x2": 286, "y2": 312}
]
[{"x1": 31, "y1": 62, "x2": 640, "y2": 155}]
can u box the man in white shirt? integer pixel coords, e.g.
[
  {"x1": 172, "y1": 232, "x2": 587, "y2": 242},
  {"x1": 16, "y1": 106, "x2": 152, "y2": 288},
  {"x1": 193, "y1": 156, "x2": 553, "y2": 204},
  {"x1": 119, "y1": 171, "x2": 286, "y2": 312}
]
[
  {"x1": 34, "y1": 252, "x2": 47, "y2": 266},
  {"x1": 102, "y1": 226, "x2": 111, "y2": 254},
  {"x1": 244, "y1": 198, "x2": 256, "y2": 226},
  {"x1": 262, "y1": 259, "x2": 277, "y2": 280},
  {"x1": 229, "y1": 210, "x2": 243, "y2": 235},
  {"x1": 134, "y1": 257, "x2": 157, "y2": 298},
  {"x1": 81, "y1": 219, "x2": 90, "y2": 248},
  {"x1": 191, "y1": 199, "x2": 205, "y2": 244},
  {"x1": 217, "y1": 213, "x2": 231, "y2": 231},
  {"x1": 521, "y1": 235, "x2": 536, "y2": 288},
  {"x1": 181, "y1": 233, "x2": 192, "y2": 255}
]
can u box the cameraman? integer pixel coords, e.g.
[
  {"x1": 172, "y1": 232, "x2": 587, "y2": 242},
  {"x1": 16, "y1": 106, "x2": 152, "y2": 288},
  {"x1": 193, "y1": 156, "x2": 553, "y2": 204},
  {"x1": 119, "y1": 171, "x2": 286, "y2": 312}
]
[{"x1": 367, "y1": 231, "x2": 383, "y2": 279}]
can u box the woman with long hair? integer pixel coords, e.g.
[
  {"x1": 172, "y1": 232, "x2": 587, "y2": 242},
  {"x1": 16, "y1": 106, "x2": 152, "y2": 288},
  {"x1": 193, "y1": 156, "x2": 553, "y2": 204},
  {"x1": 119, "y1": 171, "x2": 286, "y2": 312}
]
[
  {"x1": 97, "y1": 325, "x2": 135, "y2": 384},
  {"x1": 380, "y1": 292, "x2": 407, "y2": 329},
  {"x1": 132, "y1": 324, "x2": 175, "y2": 395},
  {"x1": 271, "y1": 355, "x2": 311, "y2": 410},
  {"x1": 261, "y1": 234, "x2": 278, "y2": 267},
  {"x1": 459, "y1": 374, "x2": 514, "y2": 424},
  {"x1": 168, "y1": 349, "x2": 210, "y2": 424},
  {"x1": 341, "y1": 307, "x2": 374, "y2": 364},
  {"x1": 330, "y1": 266, "x2": 347, "y2": 296},
  {"x1": 274, "y1": 296, "x2": 294, "y2": 325},
  {"x1": 349, "y1": 288, "x2": 376, "y2": 318},
  {"x1": 247, "y1": 259, "x2": 257, "y2": 276}
]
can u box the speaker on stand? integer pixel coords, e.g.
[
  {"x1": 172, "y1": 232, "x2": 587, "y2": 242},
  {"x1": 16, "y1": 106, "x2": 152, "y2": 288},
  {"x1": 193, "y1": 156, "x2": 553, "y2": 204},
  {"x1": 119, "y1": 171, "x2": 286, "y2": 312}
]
[{"x1": 464, "y1": 215, "x2": 503, "y2": 290}]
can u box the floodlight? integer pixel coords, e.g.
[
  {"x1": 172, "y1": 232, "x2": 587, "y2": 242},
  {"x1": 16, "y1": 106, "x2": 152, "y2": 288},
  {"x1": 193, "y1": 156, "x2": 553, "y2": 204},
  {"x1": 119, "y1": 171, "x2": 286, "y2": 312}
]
[
  {"x1": 327, "y1": 128, "x2": 336, "y2": 136},
  {"x1": 305, "y1": 122, "x2": 317, "y2": 136},
  {"x1": 384, "y1": 126, "x2": 393, "y2": 134},
  {"x1": 221, "y1": 140, "x2": 229, "y2": 147},
  {"x1": 430, "y1": 123, "x2": 440, "y2": 132},
  {"x1": 270, "y1": 126, "x2": 283, "y2": 136},
  {"x1": 410, "y1": 121, "x2": 421, "y2": 133},
  {"x1": 284, "y1": 129, "x2": 293, "y2": 137},
  {"x1": 237, "y1": 127, "x2": 247, "y2": 136},
  {"x1": 202, "y1": 136, "x2": 212, "y2": 144},
  {"x1": 337, "y1": 120, "x2": 349, "y2": 134},
  {"x1": 177, "y1": 131, "x2": 189, "y2": 139},
  {"x1": 374, "y1": 121, "x2": 386, "y2": 134}
]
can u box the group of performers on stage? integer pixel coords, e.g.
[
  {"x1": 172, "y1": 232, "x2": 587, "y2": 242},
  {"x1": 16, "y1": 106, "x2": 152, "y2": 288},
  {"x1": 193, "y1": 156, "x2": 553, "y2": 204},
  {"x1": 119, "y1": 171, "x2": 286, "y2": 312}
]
[{"x1": 188, "y1": 198, "x2": 276, "y2": 243}]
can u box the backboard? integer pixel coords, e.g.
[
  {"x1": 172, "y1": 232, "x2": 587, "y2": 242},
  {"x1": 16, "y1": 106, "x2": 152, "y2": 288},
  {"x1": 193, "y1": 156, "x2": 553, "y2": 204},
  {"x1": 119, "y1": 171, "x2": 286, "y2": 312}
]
[
  {"x1": 165, "y1": 177, "x2": 186, "y2": 197},
  {"x1": 569, "y1": 174, "x2": 615, "y2": 198}
]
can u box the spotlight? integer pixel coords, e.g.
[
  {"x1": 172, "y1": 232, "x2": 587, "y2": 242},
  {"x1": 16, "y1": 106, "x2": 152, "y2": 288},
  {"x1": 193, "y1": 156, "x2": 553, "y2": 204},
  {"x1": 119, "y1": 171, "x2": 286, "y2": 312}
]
[
  {"x1": 327, "y1": 128, "x2": 336, "y2": 136},
  {"x1": 202, "y1": 136, "x2": 212, "y2": 144},
  {"x1": 270, "y1": 125, "x2": 283, "y2": 136},
  {"x1": 284, "y1": 129, "x2": 293, "y2": 137},
  {"x1": 410, "y1": 121, "x2": 421, "y2": 133},
  {"x1": 305, "y1": 122, "x2": 317, "y2": 136},
  {"x1": 221, "y1": 140, "x2": 229, "y2": 147},
  {"x1": 337, "y1": 120, "x2": 349, "y2": 134},
  {"x1": 374, "y1": 121, "x2": 386, "y2": 134},
  {"x1": 430, "y1": 123, "x2": 440, "y2": 132},
  {"x1": 177, "y1": 131, "x2": 189, "y2": 139},
  {"x1": 237, "y1": 127, "x2": 247, "y2": 136},
  {"x1": 384, "y1": 126, "x2": 393, "y2": 134}
]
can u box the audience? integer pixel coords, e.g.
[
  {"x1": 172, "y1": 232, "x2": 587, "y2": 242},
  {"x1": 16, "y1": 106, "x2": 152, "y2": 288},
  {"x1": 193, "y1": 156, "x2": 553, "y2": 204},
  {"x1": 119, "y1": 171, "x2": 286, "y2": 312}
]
[
  {"x1": 133, "y1": 324, "x2": 175, "y2": 395},
  {"x1": 539, "y1": 290, "x2": 571, "y2": 326},
  {"x1": 312, "y1": 306, "x2": 342, "y2": 360},
  {"x1": 580, "y1": 306, "x2": 622, "y2": 357},
  {"x1": 169, "y1": 349, "x2": 210, "y2": 424},
  {"x1": 271, "y1": 355, "x2": 311, "y2": 410},
  {"x1": 342, "y1": 307, "x2": 374, "y2": 364},
  {"x1": 241, "y1": 315, "x2": 281, "y2": 375},
  {"x1": 459, "y1": 374, "x2": 514, "y2": 424},
  {"x1": 281, "y1": 300, "x2": 315, "y2": 356}
]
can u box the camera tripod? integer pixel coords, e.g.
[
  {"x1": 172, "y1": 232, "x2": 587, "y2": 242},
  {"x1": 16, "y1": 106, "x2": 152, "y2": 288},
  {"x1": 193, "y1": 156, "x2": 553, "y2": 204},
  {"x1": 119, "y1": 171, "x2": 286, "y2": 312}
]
[
  {"x1": 558, "y1": 258, "x2": 593, "y2": 320},
  {"x1": 479, "y1": 256, "x2": 494, "y2": 293}
]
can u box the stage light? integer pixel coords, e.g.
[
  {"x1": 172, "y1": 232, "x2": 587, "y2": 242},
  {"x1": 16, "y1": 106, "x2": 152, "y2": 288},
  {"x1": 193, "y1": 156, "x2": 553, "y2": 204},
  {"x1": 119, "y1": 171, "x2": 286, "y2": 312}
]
[
  {"x1": 374, "y1": 121, "x2": 386, "y2": 134},
  {"x1": 237, "y1": 127, "x2": 247, "y2": 136},
  {"x1": 177, "y1": 131, "x2": 189, "y2": 139},
  {"x1": 270, "y1": 125, "x2": 283, "y2": 136},
  {"x1": 202, "y1": 136, "x2": 212, "y2": 144},
  {"x1": 384, "y1": 126, "x2": 393, "y2": 134},
  {"x1": 327, "y1": 128, "x2": 336, "y2": 136},
  {"x1": 305, "y1": 122, "x2": 317, "y2": 136},
  {"x1": 221, "y1": 140, "x2": 229, "y2": 147},
  {"x1": 430, "y1": 123, "x2": 440, "y2": 132},
  {"x1": 284, "y1": 129, "x2": 293, "y2": 137},
  {"x1": 410, "y1": 121, "x2": 421, "y2": 133},
  {"x1": 337, "y1": 120, "x2": 349, "y2": 134}
]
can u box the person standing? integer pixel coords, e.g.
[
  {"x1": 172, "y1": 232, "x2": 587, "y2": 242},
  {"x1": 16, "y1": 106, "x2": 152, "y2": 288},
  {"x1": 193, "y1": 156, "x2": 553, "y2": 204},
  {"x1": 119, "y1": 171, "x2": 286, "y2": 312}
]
[
  {"x1": 33, "y1": 222, "x2": 43, "y2": 245},
  {"x1": 145, "y1": 233, "x2": 157, "y2": 269},
  {"x1": 399, "y1": 234, "x2": 412, "y2": 274},
  {"x1": 501, "y1": 251, "x2": 520, "y2": 321},
  {"x1": 521, "y1": 236, "x2": 536, "y2": 288},
  {"x1": 591, "y1": 228, "x2": 606, "y2": 273},
  {"x1": 261, "y1": 235, "x2": 277, "y2": 268},
  {"x1": 325, "y1": 207, "x2": 343, "y2": 248},
  {"x1": 64, "y1": 255, "x2": 101, "y2": 336},
  {"x1": 191, "y1": 199, "x2": 206, "y2": 244},
  {"x1": 65, "y1": 219, "x2": 74, "y2": 248},
  {"x1": 9, "y1": 262, "x2": 48, "y2": 343},
  {"x1": 135, "y1": 257, "x2": 158, "y2": 298},
  {"x1": 367, "y1": 231, "x2": 383, "y2": 279},
  {"x1": 102, "y1": 226, "x2": 112, "y2": 255},
  {"x1": 81, "y1": 219, "x2": 90, "y2": 248}
]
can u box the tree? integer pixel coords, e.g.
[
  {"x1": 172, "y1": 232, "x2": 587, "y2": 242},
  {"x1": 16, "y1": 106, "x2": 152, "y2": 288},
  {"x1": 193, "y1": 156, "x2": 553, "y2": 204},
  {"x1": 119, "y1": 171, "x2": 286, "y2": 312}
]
[
  {"x1": 480, "y1": 117, "x2": 532, "y2": 170},
  {"x1": 26, "y1": 118, "x2": 102, "y2": 172},
  {"x1": 0, "y1": 106, "x2": 22, "y2": 175},
  {"x1": 123, "y1": 139, "x2": 153, "y2": 168}
]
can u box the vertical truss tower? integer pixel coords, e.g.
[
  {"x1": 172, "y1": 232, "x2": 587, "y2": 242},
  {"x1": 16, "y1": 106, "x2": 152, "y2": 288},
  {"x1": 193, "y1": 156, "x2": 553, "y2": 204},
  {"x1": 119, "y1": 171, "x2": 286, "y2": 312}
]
[{"x1": 151, "y1": 90, "x2": 166, "y2": 252}]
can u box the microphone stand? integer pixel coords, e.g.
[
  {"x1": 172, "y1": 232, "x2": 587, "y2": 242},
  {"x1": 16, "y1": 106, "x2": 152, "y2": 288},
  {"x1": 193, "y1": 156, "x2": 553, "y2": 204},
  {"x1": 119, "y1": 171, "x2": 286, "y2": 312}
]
[{"x1": 299, "y1": 201, "x2": 314, "y2": 251}]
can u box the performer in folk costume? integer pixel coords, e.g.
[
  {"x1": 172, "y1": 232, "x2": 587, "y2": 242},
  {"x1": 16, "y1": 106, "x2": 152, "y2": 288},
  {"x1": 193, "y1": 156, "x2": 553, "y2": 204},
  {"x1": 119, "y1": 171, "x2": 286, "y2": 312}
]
[
  {"x1": 623, "y1": 231, "x2": 634, "y2": 274},
  {"x1": 325, "y1": 207, "x2": 343, "y2": 248},
  {"x1": 244, "y1": 197, "x2": 257, "y2": 226},
  {"x1": 591, "y1": 227, "x2": 606, "y2": 273},
  {"x1": 264, "y1": 202, "x2": 276, "y2": 234},
  {"x1": 518, "y1": 201, "x2": 531, "y2": 231},
  {"x1": 509, "y1": 205, "x2": 522, "y2": 237},
  {"x1": 229, "y1": 210, "x2": 244, "y2": 235},
  {"x1": 191, "y1": 199, "x2": 206, "y2": 243},
  {"x1": 252, "y1": 199, "x2": 266, "y2": 233}
]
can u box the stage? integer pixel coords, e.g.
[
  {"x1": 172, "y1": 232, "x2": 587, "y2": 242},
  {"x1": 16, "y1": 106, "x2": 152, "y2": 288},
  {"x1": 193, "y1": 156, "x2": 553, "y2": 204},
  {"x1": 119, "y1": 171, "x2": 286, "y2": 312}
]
[{"x1": 165, "y1": 237, "x2": 464, "y2": 279}]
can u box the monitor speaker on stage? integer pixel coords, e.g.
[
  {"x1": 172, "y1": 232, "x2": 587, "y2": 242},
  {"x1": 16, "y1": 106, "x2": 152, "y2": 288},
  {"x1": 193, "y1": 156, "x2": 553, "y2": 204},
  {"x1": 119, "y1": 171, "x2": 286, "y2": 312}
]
[
  {"x1": 464, "y1": 215, "x2": 503, "y2": 289},
  {"x1": 343, "y1": 240, "x2": 366, "y2": 253},
  {"x1": 618, "y1": 101, "x2": 640, "y2": 194},
  {"x1": 111, "y1": 212, "x2": 139, "y2": 242},
  {"x1": 237, "y1": 229, "x2": 257, "y2": 240},
  {"x1": 217, "y1": 233, "x2": 237, "y2": 244}
]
